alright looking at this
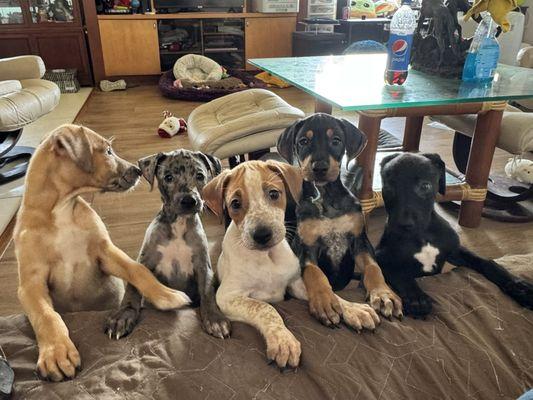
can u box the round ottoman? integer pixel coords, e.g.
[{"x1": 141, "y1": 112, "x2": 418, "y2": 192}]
[{"x1": 187, "y1": 89, "x2": 305, "y2": 159}]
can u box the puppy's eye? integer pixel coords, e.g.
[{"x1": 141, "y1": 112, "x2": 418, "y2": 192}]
[
  {"x1": 230, "y1": 199, "x2": 241, "y2": 210},
  {"x1": 331, "y1": 137, "x2": 342, "y2": 146},
  {"x1": 298, "y1": 137, "x2": 309, "y2": 146},
  {"x1": 106, "y1": 147, "x2": 113, "y2": 156},
  {"x1": 164, "y1": 174, "x2": 174, "y2": 183},
  {"x1": 268, "y1": 189, "x2": 280, "y2": 200},
  {"x1": 196, "y1": 172, "x2": 205, "y2": 181}
]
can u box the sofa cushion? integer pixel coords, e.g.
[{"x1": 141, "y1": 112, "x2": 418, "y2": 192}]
[
  {"x1": 187, "y1": 89, "x2": 305, "y2": 158},
  {"x1": 0, "y1": 56, "x2": 45, "y2": 81},
  {"x1": 0, "y1": 80, "x2": 22, "y2": 97},
  {"x1": 431, "y1": 106, "x2": 533, "y2": 155},
  {"x1": 0, "y1": 79, "x2": 60, "y2": 131}
]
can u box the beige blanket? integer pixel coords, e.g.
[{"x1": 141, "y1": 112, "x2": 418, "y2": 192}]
[{"x1": 1, "y1": 254, "x2": 532, "y2": 399}]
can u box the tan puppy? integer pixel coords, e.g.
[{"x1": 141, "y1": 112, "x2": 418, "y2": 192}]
[
  {"x1": 203, "y1": 160, "x2": 379, "y2": 368},
  {"x1": 14, "y1": 124, "x2": 190, "y2": 382}
]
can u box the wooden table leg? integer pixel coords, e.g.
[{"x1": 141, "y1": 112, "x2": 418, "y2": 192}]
[
  {"x1": 357, "y1": 114, "x2": 382, "y2": 202},
  {"x1": 315, "y1": 99, "x2": 333, "y2": 114},
  {"x1": 402, "y1": 116, "x2": 424, "y2": 152},
  {"x1": 458, "y1": 109, "x2": 503, "y2": 228}
]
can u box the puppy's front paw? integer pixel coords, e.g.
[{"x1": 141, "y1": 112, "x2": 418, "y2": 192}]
[
  {"x1": 368, "y1": 285, "x2": 403, "y2": 320},
  {"x1": 341, "y1": 302, "x2": 380, "y2": 332},
  {"x1": 104, "y1": 307, "x2": 139, "y2": 340},
  {"x1": 308, "y1": 290, "x2": 342, "y2": 327},
  {"x1": 402, "y1": 290, "x2": 432, "y2": 317},
  {"x1": 37, "y1": 337, "x2": 81, "y2": 382},
  {"x1": 504, "y1": 278, "x2": 533, "y2": 309},
  {"x1": 202, "y1": 311, "x2": 231, "y2": 339},
  {"x1": 265, "y1": 328, "x2": 301, "y2": 369},
  {"x1": 150, "y1": 288, "x2": 191, "y2": 311}
]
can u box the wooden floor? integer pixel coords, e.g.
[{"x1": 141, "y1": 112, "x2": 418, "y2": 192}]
[{"x1": 1, "y1": 85, "x2": 532, "y2": 316}]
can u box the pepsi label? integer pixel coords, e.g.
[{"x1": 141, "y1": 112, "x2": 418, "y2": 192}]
[{"x1": 387, "y1": 33, "x2": 413, "y2": 72}]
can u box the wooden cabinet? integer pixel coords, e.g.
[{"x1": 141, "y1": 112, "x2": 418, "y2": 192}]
[
  {"x1": 0, "y1": 0, "x2": 93, "y2": 85},
  {"x1": 99, "y1": 20, "x2": 161, "y2": 76},
  {"x1": 92, "y1": 13, "x2": 297, "y2": 78},
  {"x1": 245, "y1": 16, "x2": 296, "y2": 69}
]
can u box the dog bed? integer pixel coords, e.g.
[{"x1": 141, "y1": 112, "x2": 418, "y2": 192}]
[
  {"x1": 1, "y1": 253, "x2": 532, "y2": 399},
  {"x1": 159, "y1": 69, "x2": 266, "y2": 102},
  {"x1": 173, "y1": 54, "x2": 223, "y2": 83}
]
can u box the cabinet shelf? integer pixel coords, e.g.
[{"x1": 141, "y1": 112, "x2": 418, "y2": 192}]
[
  {"x1": 204, "y1": 48, "x2": 242, "y2": 53},
  {"x1": 158, "y1": 17, "x2": 245, "y2": 69},
  {"x1": 160, "y1": 49, "x2": 202, "y2": 55}
]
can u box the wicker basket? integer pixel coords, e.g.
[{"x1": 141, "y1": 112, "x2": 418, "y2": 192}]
[{"x1": 43, "y1": 69, "x2": 80, "y2": 93}]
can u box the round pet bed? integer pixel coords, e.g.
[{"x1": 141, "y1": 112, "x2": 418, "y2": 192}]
[
  {"x1": 159, "y1": 69, "x2": 267, "y2": 102},
  {"x1": 173, "y1": 54, "x2": 223, "y2": 83}
]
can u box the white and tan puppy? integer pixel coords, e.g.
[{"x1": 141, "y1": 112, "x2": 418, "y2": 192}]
[
  {"x1": 202, "y1": 160, "x2": 379, "y2": 369},
  {"x1": 14, "y1": 124, "x2": 190, "y2": 382}
]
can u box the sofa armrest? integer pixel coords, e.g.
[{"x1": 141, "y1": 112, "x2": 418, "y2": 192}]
[
  {"x1": 517, "y1": 46, "x2": 533, "y2": 69},
  {"x1": 0, "y1": 56, "x2": 46, "y2": 81}
]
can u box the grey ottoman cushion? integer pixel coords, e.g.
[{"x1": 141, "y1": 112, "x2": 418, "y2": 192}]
[{"x1": 431, "y1": 105, "x2": 533, "y2": 155}]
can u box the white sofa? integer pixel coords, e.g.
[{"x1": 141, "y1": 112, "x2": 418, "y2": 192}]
[{"x1": 0, "y1": 56, "x2": 60, "y2": 132}]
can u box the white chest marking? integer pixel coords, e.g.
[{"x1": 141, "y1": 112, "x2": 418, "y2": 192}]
[
  {"x1": 155, "y1": 219, "x2": 193, "y2": 279},
  {"x1": 414, "y1": 243, "x2": 440, "y2": 273},
  {"x1": 218, "y1": 223, "x2": 300, "y2": 303}
]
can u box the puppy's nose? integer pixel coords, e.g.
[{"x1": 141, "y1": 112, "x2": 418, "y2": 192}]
[
  {"x1": 131, "y1": 166, "x2": 142, "y2": 176},
  {"x1": 252, "y1": 226, "x2": 273, "y2": 246},
  {"x1": 399, "y1": 219, "x2": 416, "y2": 231},
  {"x1": 180, "y1": 195, "x2": 197, "y2": 209},
  {"x1": 312, "y1": 160, "x2": 329, "y2": 175},
  {"x1": 123, "y1": 166, "x2": 141, "y2": 183}
]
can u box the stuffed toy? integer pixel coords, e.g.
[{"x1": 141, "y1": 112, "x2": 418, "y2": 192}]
[
  {"x1": 350, "y1": 0, "x2": 377, "y2": 18},
  {"x1": 374, "y1": 0, "x2": 398, "y2": 17},
  {"x1": 255, "y1": 72, "x2": 291, "y2": 88},
  {"x1": 158, "y1": 110, "x2": 187, "y2": 138},
  {"x1": 463, "y1": 0, "x2": 518, "y2": 32},
  {"x1": 505, "y1": 157, "x2": 533, "y2": 184}
]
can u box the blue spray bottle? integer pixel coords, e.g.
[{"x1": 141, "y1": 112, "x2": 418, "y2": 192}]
[{"x1": 462, "y1": 13, "x2": 500, "y2": 83}]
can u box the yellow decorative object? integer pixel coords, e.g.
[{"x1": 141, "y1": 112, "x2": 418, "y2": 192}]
[
  {"x1": 254, "y1": 72, "x2": 291, "y2": 88},
  {"x1": 349, "y1": 0, "x2": 377, "y2": 18},
  {"x1": 463, "y1": 0, "x2": 518, "y2": 32}
]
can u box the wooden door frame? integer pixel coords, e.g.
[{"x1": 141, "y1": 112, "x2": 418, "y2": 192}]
[{"x1": 82, "y1": 0, "x2": 105, "y2": 83}]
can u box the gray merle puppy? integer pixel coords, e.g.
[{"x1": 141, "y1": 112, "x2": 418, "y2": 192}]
[{"x1": 105, "y1": 149, "x2": 231, "y2": 339}]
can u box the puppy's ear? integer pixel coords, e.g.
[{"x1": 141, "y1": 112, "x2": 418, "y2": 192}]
[
  {"x1": 277, "y1": 119, "x2": 304, "y2": 164},
  {"x1": 266, "y1": 160, "x2": 303, "y2": 203},
  {"x1": 380, "y1": 153, "x2": 401, "y2": 170},
  {"x1": 138, "y1": 153, "x2": 165, "y2": 190},
  {"x1": 202, "y1": 169, "x2": 231, "y2": 218},
  {"x1": 194, "y1": 152, "x2": 222, "y2": 177},
  {"x1": 339, "y1": 119, "x2": 367, "y2": 161},
  {"x1": 423, "y1": 153, "x2": 446, "y2": 195},
  {"x1": 50, "y1": 125, "x2": 94, "y2": 173}
]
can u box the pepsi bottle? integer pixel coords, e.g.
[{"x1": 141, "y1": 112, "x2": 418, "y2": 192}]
[{"x1": 385, "y1": 0, "x2": 417, "y2": 85}]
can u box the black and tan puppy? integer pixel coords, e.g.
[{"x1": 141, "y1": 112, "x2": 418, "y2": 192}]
[
  {"x1": 277, "y1": 113, "x2": 403, "y2": 326},
  {"x1": 376, "y1": 152, "x2": 533, "y2": 316}
]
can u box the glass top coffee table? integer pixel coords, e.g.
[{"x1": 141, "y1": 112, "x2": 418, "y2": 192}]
[{"x1": 249, "y1": 55, "x2": 533, "y2": 228}]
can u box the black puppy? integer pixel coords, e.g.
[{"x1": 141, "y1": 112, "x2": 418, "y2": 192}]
[
  {"x1": 376, "y1": 152, "x2": 533, "y2": 316},
  {"x1": 278, "y1": 113, "x2": 403, "y2": 325}
]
